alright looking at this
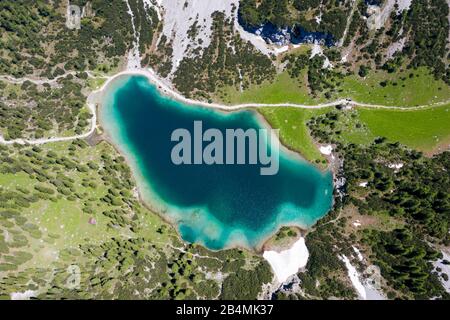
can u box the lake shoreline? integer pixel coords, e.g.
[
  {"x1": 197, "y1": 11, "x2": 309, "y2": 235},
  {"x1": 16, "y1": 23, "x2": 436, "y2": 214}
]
[
  {"x1": 93, "y1": 69, "x2": 333, "y2": 173},
  {"x1": 93, "y1": 74, "x2": 333, "y2": 254}
]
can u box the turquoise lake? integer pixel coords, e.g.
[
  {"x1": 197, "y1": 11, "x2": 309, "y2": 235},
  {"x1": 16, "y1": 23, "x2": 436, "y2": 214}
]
[{"x1": 100, "y1": 75, "x2": 333, "y2": 250}]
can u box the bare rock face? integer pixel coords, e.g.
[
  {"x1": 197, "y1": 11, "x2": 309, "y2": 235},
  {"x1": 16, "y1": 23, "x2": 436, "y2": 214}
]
[
  {"x1": 66, "y1": 1, "x2": 94, "y2": 30},
  {"x1": 66, "y1": 4, "x2": 81, "y2": 30},
  {"x1": 156, "y1": 0, "x2": 239, "y2": 76},
  {"x1": 81, "y1": 1, "x2": 95, "y2": 18}
]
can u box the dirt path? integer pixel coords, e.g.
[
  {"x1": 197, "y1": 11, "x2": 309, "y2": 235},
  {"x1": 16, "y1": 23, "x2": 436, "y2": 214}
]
[
  {"x1": 0, "y1": 68, "x2": 449, "y2": 146},
  {"x1": 0, "y1": 71, "x2": 97, "y2": 85}
]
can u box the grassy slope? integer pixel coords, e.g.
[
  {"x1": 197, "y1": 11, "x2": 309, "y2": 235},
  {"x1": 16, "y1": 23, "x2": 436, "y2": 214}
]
[
  {"x1": 258, "y1": 104, "x2": 450, "y2": 167},
  {"x1": 0, "y1": 140, "x2": 272, "y2": 300},
  {"x1": 0, "y1": 142, "x2": 166, "y2": 264},
  {"x1": 357, "y1": 105, "x2": 450, "y2": 152},
  {"x1": 217, "y1": 67, "x2": 450, "y2": 107},
  {"x1": 218, "y1": 71, "x2": 321, "y2": 105},
  {"x1": 258, "y1": 107, "x2": 331, "y2": 164},
  {"x1": 339, "y1": 67, "x2": 450, "y2": 107},
  {"x1": 232, "y1": 64, "x2": 449, "y2": 159}
]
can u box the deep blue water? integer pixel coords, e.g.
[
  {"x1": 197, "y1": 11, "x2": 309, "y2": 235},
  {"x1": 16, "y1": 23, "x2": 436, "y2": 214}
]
[{"x1": 100, "y1": 75, "x2": 333, "y2": 250}]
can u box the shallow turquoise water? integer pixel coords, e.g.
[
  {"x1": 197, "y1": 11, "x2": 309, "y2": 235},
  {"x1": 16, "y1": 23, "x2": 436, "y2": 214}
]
[{"x1": 100, "y1": 75, "x2": 333, "y2": 250}]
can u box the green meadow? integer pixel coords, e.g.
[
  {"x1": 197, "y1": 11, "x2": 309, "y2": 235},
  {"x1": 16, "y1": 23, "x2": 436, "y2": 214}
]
[
  {"x1": 218, "y1": 71, "x2": 320, "y2": 105},
  {"x1": 259, "y1": 104, "x2": 450, "y2": 167},
  {"x1": 87, "y1": 77, "x2": 107, "y2": 90},
  {"x1": 0, "y1": 140, "x2": 273, "y2": 300},
  {"x1": 338, "y1": 67, "x2": 450, "y2": 107},
  {"x1": 357, "y1": 105, "x2": 450, "y2": 152},
  {"x1": 258, "y1": 107, "x2": 331, "y2": 164},
  {"x1": 217, "y1": 66, "x2": 450, "y2": 108},
  {"x1": 0, "y1": 141, "x2": 170, "y2": 271}
]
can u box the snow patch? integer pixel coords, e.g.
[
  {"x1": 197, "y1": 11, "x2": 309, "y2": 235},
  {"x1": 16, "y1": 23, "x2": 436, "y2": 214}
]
[
  {"x1": 396, "y1": 0, "x2": 412, "y2": 13},
  {"x1": 434, "y1": 250, "x2": 450, "y2": 293},
  {"x1": 353, "y1": 246, "x2": 364, "y2": 261},
  {"x1": 263, "y1": 237, "x2": 309, "y2": 283},
  {"x1": 273, "y1": 45, "x2": 290, "y2": 55},
  {"x1": 319, "y1": 144, "x2": 333, "y2": 155},
  {"x1": 339, "y1": 254, "x2": 367, "y2": 299},
  {"x1": 359, "y1": 181, "x2": 368, "y2": 187},
  {"x1": 10, "y1": 290, "x2": 37, "y2": 300}
]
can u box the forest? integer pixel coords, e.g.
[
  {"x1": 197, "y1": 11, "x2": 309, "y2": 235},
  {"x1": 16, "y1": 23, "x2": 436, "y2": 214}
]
[
  {"x1": 0, "y1": 74, "x2": 90, "y2": 140},
  {"x1": 0, "y1": 140, "x2": 273, "y2": 299},
  {"x1": 344, "y1": 0, "x2": 449, "y2": 83},
  {"x1": 0, "y1": 0, "x2": 161, "y2": 140},
  {"x1": 0, "y1": 0, "x2": 134, "y2": 77},
  {"x1": 304, "y1": 109, "x2": 450, "y2": 299},
  {"x1": 238, "y1": 0, "x2": 351, "y2": 41},
  {"x1": 172, "y1": 11, "x2": 276, "y2": 100}
]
